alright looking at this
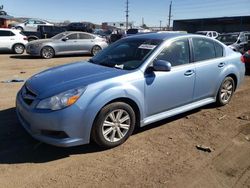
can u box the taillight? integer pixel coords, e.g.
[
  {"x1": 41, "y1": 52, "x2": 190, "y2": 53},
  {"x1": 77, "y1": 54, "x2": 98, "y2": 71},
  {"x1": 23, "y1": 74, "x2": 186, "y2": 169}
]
[
  {"x1": 241, "y1": 50, "x2": 250, "y2": 63},
  {"x1": 23, "y1": 37, "x2": 28, "y2": 41}
]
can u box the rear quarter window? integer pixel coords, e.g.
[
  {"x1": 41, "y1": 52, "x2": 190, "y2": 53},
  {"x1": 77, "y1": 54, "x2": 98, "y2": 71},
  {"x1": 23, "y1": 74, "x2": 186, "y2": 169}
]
[{"x1": 214, "y1": 41, "x2": 224, "y2": 58}]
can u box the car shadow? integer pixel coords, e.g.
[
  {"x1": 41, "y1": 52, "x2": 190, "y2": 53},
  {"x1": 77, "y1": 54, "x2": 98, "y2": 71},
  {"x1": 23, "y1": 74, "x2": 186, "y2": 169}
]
[
  {"x1": 0, "y1": 104, "x2": 214, "y2": 164},
  {"x1": 10, "y1": 54, "x2": 92, "y2": 60},
  {"x1": 0, "y1": 108, "x2": 104, "y2": 164}
]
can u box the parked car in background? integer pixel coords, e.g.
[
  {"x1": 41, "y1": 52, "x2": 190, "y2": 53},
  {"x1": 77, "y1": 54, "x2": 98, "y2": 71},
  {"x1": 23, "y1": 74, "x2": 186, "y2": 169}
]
[
  {"x1": 16, "y1": 33, "x2": 245, "y2": 148},
  {"x1": 216, "y1": 32, "x2": 250, "y2": 53},
  {"x1": 67, "y1": 22, "x2": 93, "y2": 33},
  {"x1": 93, "y1": 29, "x2": 112, "y2": 43},
  {"x1": 26, "y1": 31, "x2": 108, "y2": 58},
  {"x1": 125, "y1": 28, "x2": 151, "y2": 37},
  {"x1": 22, "y1": 25, "x2": 67, "y2": 41},
  {"x1": 0, "y1": 28, "x2": 27, "y2": 54},
  {"x1": 14, "y1": 19, "x2": 54, "y2": 32},
  {"x1": 196, "y1": 31, "x2": 219, "y2": 38}
]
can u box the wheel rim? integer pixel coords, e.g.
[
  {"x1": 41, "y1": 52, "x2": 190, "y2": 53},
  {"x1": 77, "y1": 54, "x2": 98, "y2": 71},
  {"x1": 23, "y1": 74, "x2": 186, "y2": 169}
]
[
  {"x1": 15, "y1": 45, "x2": 24, "y2": 54},
  {"x1": 102, "y1": 109, "x2": 131, "y2": 143},
  {"x1": 92, "y1": 46, "x2": 101, "y2": 56},
  {"x1": 220, "y1": 79, "x2": 233, "y2": 103},
  {"x1": 42, "y1": 47, "x2": 53, "y2": 58}
]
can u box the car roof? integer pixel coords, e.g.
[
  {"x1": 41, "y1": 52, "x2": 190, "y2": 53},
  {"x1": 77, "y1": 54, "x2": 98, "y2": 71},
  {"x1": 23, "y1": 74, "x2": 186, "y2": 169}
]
[{"x1": 125, "y1": 32, "x2": 187, "y2": 41}]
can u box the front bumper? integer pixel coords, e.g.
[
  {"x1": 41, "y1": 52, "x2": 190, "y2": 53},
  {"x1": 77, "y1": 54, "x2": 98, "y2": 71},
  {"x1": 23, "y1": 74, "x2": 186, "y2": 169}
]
[
  {"x1": 16, "y1": 91, "x2": 90, "y2": 147},
  {"x1": 26, "y1": 45, "x2": 41, "y2": 56}
]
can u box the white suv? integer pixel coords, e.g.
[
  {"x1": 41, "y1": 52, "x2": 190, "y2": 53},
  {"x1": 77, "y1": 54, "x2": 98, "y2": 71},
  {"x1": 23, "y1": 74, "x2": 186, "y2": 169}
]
[{"x1": 0, "y1": 28, "x2": 28, "y2": 54}]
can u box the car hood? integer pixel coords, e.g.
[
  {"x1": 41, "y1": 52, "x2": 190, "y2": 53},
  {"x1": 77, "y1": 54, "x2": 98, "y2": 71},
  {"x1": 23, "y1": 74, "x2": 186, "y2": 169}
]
[{"x1": 25, "y1": 61, "x2": 128, "y2": 98}]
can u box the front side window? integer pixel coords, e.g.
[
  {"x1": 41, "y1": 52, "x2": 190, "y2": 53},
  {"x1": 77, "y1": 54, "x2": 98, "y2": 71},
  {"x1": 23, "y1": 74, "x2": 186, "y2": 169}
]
[
  {"x1": 192, "y1": 38, "x2": 216, "y2": 62},
  {"x1": 67, "y1": 33, "x2": 78, "y2": 40},
  {"x1": 155, "y1": 39, "x2": 190, "y2": 67},
  {"x1": 90, "y1": 38, "x2": 163, "y2": 70}
]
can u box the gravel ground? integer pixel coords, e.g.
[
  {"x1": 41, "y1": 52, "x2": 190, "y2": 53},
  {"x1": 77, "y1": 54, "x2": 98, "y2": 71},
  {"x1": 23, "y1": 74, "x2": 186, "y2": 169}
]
[{"x1": 0, "y1": 53, "x2": 250, "y2": 188}]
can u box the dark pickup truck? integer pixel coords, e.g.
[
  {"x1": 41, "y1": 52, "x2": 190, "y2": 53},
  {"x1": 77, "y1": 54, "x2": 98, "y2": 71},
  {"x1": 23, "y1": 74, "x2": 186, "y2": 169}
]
[{"x1": 23, "y1": 25, "x2": 67, "y2": 41}]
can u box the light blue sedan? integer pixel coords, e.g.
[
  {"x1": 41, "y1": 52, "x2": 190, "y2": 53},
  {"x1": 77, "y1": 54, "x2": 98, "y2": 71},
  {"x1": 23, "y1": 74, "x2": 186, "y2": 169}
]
[{"x1": 16, "y1": 33, "x2": 245, "y2": 148}]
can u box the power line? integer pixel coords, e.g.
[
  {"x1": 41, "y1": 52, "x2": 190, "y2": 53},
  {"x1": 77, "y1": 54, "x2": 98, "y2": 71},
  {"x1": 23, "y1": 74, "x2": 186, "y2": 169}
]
[
  {"x1": 167, "y1": 1, "x2": 172, "y2": 30},
  {"x1": 125, "y1": 0, "x2": 129, "y2": 30}
]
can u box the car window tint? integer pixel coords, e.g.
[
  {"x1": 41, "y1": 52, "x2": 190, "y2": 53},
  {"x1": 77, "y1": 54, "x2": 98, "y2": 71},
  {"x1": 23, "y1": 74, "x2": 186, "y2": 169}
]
[
  {"x1": 214, "y1": 41, "x2": 224, "y2": 58},
  {"x1": 193, "y1": 38, "x2": 216, "y2": 62},
  {"x1": 0, "y1": 31, "x2": 12, "y2": 36},
  {"x1": 155, "y1": 39, "x2": 190, "y2": 67},
  {"x1": 208, "y1": 32, "x2": 212, "y2": 37},
  {"x1": 67, "y1": 33, "x2": 78, "y2": 40},
  {"x1": 79, "y1": 33, "x2": 94, "y2": 39},
  {"x1": 35, "y1": 21, "x2": 46, "y2": 24}
]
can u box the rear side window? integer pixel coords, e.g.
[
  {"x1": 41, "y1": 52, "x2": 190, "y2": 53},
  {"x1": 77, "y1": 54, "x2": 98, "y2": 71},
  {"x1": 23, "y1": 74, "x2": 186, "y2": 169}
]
[
  {"x1": 79, "y1": 33, "x2": 94, "y2": 39},
  {"x1": 156, "y1": 39, "x2": 190, "y2": 67},
  {"x1": 67, "y1": 33, "x2": 78, "y2": 40},
  {"x1": 192, "y1": 38, "x2": 216, "y2": 62},
  {"x1": 0, "y1": 30, "x2": 15, "y2": 36},
  {"x1": 214, "y1": 42, "x2": 224, "y2": 58}
]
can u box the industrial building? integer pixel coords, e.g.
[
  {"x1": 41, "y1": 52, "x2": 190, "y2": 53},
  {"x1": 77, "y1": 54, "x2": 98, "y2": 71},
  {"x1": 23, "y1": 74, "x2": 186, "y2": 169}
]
[{"x1": 173, "y1": 16, "x2": 250, "y2": 33}]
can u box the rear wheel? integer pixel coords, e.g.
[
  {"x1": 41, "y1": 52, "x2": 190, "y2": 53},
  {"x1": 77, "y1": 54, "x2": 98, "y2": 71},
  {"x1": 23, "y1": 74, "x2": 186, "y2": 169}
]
[
  {"x1": 216, "y1": 77, "x2": 235, "y2": 106},
  {"x1": 13, "y1": 44, "x2": 25, "y2": 54},
  {"x1": 41, "y1": 46, "x2": 54, "y2": 59},
  {"x1": 91, "y1": 45, "x2": 102, "y2": 56},
  {"x1": 92, "y1": 102, "x2": 136, "y2": 148}
]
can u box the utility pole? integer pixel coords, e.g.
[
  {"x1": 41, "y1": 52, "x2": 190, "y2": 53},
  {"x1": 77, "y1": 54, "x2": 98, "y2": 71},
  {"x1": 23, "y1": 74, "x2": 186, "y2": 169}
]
[
  {"x1": 159, "y1": 20, "x2": 162, "y2": 31},
  {"x1": 167, "y1": 1, "x2": 172, "y2": 30},
  {"x1": 125, "y1": 0, "x2": 129, "y2": 30}
]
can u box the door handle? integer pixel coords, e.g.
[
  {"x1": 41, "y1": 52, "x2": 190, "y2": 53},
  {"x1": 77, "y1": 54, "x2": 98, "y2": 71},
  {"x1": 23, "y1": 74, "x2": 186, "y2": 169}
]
[
  {"x1": 184, "y1": 70, "x2": 195, "y2": 76},
  {"x1": 218, "y1": 62, "x2": 225, "y2": 68}
]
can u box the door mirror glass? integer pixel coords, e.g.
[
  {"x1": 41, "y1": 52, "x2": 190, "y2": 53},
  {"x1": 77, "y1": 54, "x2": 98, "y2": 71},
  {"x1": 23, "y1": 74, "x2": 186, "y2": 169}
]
[{"x1": 153, "y1": 60, "x2": 171, "y2": 71}]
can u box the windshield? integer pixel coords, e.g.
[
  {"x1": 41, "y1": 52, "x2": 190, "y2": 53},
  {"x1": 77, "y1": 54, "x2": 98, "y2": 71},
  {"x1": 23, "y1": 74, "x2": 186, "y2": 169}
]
[
  {"x1": 89, "y1": 38, "x2": 162, "y2": 70},
  {"x1": 52, "y1": 32, "x2": 69, "y2": 39},
  {"x1": 216, "y1": 34, "x2": 239, "y2": 44}
]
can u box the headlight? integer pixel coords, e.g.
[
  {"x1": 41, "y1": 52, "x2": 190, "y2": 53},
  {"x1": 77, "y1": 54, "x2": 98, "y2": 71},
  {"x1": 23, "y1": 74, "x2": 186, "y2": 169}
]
[{"x1": 36, "y1": 87, "x2": 86, "y2": 110}]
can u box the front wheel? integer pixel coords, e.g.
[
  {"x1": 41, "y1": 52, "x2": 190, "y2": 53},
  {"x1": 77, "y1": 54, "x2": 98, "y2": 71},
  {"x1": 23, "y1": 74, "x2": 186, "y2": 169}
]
[
  {"x1": 92, "y1": 102, "x2": 136, "y2": 148},
  {"x1": 41, "y1": 46, "x2": 54, "y2": 59},
  {"x1": 216, "y1": 77, "x2": 235, "y2": 106},
  {"x1": 13, "y1": 44, "x2": 25, "y2": 54}
]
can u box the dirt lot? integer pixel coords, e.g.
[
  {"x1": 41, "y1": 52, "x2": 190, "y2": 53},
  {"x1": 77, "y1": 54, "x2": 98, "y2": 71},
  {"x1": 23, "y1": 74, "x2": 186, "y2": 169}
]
[{"x1": 0, "y1": 53, "x2": 250, "y2": 188}]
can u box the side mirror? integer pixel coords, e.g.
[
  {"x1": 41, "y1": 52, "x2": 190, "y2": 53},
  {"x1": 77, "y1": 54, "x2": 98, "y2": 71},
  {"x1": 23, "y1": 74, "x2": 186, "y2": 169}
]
[
  {"x1": 153, "y1": 60, "x2": 172, "y2": 71},
  {"x1": 62, "y1": 37, "x2": 69, "y2": 41}
]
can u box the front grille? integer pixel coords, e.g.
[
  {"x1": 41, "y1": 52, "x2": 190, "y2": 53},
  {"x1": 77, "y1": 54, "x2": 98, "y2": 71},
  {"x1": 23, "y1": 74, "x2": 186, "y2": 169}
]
[{"x1": 21, "y1": 85, "x2": 37, "y2": 105}]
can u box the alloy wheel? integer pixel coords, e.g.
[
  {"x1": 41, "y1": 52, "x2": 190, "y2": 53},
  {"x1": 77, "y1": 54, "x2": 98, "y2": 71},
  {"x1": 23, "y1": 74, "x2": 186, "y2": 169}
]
[
  {"x1": 102, "y1": 109, "x2": 131, "y2": 143},
  {"x1": 220, "y1": 79, "x2": 233, "y2": 103}
]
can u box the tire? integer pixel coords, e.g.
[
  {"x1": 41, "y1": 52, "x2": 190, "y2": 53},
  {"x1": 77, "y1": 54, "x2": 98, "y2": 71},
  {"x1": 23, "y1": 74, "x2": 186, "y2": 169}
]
[
  {"x1": 91, "y1": 45, "x2": 102, "y2": 56},
  {"x1": 13, "y1": 44, "x2": 25, "y2": 54},
  {"x1": 92, "y1": 102, "x2": 136, "y2": 148},
  {"x1": 216, "y1": 77, "x2": 235, "y2": 106},
  {"x1": 41, "y1": 46, "x2": 55, "y2": 59},
  {"x1": 16, "y1": 26, "x2": 23, "y2": 31}
]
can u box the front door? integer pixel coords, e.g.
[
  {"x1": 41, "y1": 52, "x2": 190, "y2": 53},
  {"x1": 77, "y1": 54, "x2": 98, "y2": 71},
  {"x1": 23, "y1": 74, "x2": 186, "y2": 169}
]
[{"x1": 145, "y1": 38, "x2": 195, "y2": 116}]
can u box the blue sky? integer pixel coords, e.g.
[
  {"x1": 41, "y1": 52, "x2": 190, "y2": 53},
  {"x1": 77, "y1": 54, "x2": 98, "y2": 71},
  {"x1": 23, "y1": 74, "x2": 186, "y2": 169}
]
[{"x1": 1, "y1": 0, "x2": 249, "y2": 26}]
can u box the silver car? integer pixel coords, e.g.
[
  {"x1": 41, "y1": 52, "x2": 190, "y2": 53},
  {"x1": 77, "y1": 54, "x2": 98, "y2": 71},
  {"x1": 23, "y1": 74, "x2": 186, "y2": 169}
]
[
  {"x1": 15, "y1": 19, "x2": 54, "y2": 32},
  {"x1": 26, "y1": 31, "x2": 108, "y2": 58}
]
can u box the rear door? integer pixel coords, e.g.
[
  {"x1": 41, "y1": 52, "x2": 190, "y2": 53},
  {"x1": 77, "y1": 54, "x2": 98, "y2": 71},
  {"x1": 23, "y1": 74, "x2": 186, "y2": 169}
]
[
  {"x1": 191, "y1": 37, "x2": 225, "y2": 101},
  {"x1": 77, "y1": 33, "x2": 95, "y2": 53},
  {"x1": 0, "y1": 30, "x2": 15, "y2": 50}
]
